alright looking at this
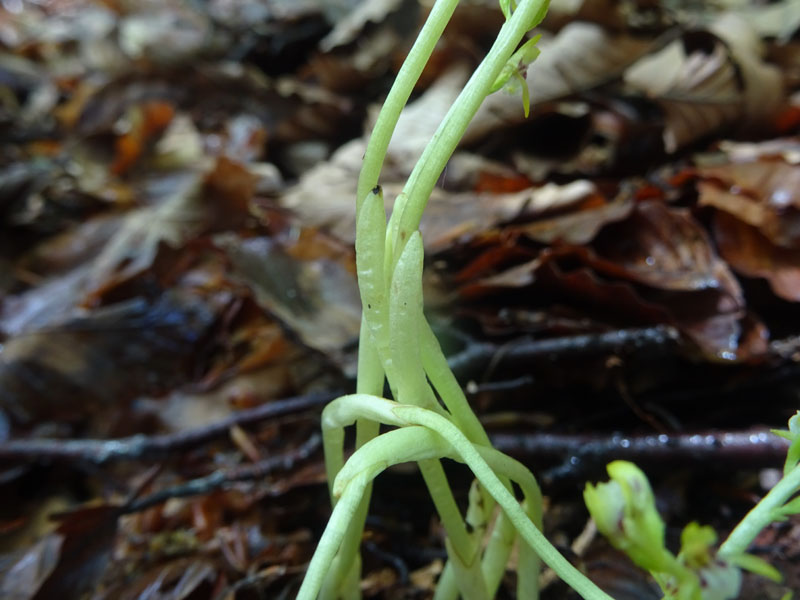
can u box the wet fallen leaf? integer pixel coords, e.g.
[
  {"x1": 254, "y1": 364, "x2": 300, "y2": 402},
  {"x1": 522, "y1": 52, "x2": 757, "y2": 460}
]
[
  {"x1": 696, "y1": 160, "x2": 800, "y2": 249},
  {"x1": 0, "y1": 534, "x2": 62, "y2": 600},
  {"x1": 0, "y1": 505, "x2": 120, "y2": 600},
  {"x1": 713, "y1": 210, "x2": 800, "y2": 302},
  {"x1": 217, "y1": 233, "x2": 361, "y2": 373},
  {"x1": 0, "y1": 290, "x2": 219, "y2": 426}
]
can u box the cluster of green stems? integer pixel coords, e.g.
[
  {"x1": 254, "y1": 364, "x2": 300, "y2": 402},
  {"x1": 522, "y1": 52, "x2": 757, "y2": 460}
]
[
  {"x1": 295, "y1": 0, "x2": 800, "y2": 598},
  {"x1": 296, "y1": 0, "x2": 614, "y2": 599}
]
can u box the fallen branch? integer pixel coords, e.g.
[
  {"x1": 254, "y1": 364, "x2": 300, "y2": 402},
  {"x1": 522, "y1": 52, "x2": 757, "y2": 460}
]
[
  {"x1": 447, "y1": 325, "x2": 680, "y2": 381},
  {"x1": 490, "y1": 429, "x2": 790, "y2": 485},
  {"x1": 124, "y1": 433, "x2": 322, "y2": 513},
  {"x1": 0, "y1": 391, "x2": 337, "y2": 466}
]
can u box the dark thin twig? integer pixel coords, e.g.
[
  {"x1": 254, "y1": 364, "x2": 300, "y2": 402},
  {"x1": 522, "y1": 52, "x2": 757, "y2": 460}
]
[
  {"x1": 0, "y1": 391, "x2": 338, "y2": 466},
  {"x1": 447, "y1": 325, "x2": 680, "y2": 381},
  {"x1": 490, "y1": 429, "x2": 790, "y2": 485},
  {"x1": 124, "y1": 433, "x2": 322, "y2": 513}
]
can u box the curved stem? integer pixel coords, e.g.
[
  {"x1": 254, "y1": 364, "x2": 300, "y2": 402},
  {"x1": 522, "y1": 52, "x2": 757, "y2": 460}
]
[
  {"x1": 719, "y1": 464, "x2": 800, "y2": 558},
  {"x1": 356, "y1": 0, "x2": 460, "y2": 214},
  {"x1": 387, "y1": 0, "x2": 548, "y2": 263},
  {"x1": 392, "y1": 404, "x2": 613, "y2": 600},
  {"x1": 477, "y1": 446, "x2": 543, "y2": 599},
  {"x1": 420, "y1": 319, "x2": 490, "y2": 445},
  {"x1": 298, "y1": 470, "x2": 372, "y2": 600}
]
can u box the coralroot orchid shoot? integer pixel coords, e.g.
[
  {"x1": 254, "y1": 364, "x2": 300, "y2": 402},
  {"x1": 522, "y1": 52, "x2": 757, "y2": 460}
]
[{"x1": 298, "y1": 0, "x2": 617, "y2": 599}]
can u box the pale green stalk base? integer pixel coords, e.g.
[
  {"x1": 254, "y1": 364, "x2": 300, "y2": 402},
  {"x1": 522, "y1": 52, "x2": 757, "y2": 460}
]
[{"x1": 311, "y1": 396, "x2": 614, "y2": 600}]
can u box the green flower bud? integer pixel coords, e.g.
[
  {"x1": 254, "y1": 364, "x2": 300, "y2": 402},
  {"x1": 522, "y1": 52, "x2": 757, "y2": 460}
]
[{"x1": 584, "y1": 461, "x2": 670, "y2": 572}]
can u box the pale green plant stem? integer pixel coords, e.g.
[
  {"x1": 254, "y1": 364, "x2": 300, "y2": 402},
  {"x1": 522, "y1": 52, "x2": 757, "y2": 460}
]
[
  {"x1": 392, "y1": 232, "x2": 495, "y2": 597},
  {"x1": 299, "y1": 427, "x2": 453, "y2": 600},
  {"x1": 321, "y1": 318, "x2": 383, "y2": 596},
  {"x1": 300, "y1": 469, "x2": 372, "y2": 600},
  {"x1": 323, "y1": 393, "x2": 483, "y2": 599},
  {"x1": 387, "y1": 0, "x2": 548, "y2": 263},
  {"x1": 419, "y1": 458, "x2": 475, "y2": 555},
  {"x1": 324, "y1": 194, "x2": 389, "y2": 598},
  {"x1": 420, "y1": 320, "x2": 490, "y2": 445},
  {"x1": 475, "y1": 446, "x2": 543, "y2": 599},
  {"x1": 432, "y1": 564, "x2": 458, "y2": 600},
  {"x1": 444, "y1": 536, "x2": 491, "y2": 600},
  {"x1": 322, "y1": 1, "x2": 557, "y2": 597},
  {"x1": 323, "y1": 395, "x2": 613, "y2": 600},
  {"x1": 719, "y1": 464, "x2": 800, "y2": 558},
  {"x1": 389, "y1": 404, "x2": 614, "y2": 600},
  {"x1": 356, "y1": 0, "x2": 460, "y2": 213}
]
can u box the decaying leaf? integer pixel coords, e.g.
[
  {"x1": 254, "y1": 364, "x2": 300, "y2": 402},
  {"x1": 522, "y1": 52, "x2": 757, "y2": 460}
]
[
  {"x1": 717, "y1": 137, "x2": 800, "y2": 164},
  {"x1": 216, "y1": 233, "x2": 362, "y2": 373},
  {"x1": 595, "y1": 201, "x2": 743, "y2": 295},
  {"x1": 511, "y1": 183, "x2": 629, "y2": 245},
  {"x1": 456, "y1": 201, "x2": 761, "y2": 360},
  {"x1": 420, "y1": 179, "x2": 598, "y2": 251},
  {"x1": 713, "y1": 210, "x2": 800, "y2": 303},
  {"x1": 0, "y1": 505, "x2": 120, "y2": 600},
  {"x1": 319, "y1": 0, "x2": 407, "y2": 51},
  {"x1": 0, "y1": 534, "x2": 62, "y2": 600},
  {"x1": 624, "y1": 19, "x2": 784, "y2": 152},
  {"x1": 0, "y1": 291, "x2": 219, "y2": 426},
  {"x1": 696, "y1": 160, "x2": 800, "y2": 248},
  {"x1": 84, "y1": 170, "x2": 207, "y2": 299}
]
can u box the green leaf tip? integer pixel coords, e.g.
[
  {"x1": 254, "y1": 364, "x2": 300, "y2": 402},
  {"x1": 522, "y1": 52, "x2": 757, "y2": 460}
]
[{"x1": 489, "y1": 35, "x2": 542, "y2": 118}]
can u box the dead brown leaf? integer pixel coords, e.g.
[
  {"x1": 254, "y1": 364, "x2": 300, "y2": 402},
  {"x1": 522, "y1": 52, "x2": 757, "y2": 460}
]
[
  {"x1": 713, "y1": 210, "x2": 800, "y2": 302},
  {"x1": 697, "y1": 160, "x2": 800, "y2": 249},
  {"x1": 624, "y1": 21, "x2": 784, "y2": 153},
  {"x1": 217, "y1": 233, "x2": 361, "y2": 373}
]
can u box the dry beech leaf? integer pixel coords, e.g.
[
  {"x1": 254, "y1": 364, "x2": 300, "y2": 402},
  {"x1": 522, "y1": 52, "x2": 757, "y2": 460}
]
[
  {"x1": 732, "y1": 0, "x2": 800, "y2": 43},
  {"x1": 319, "y1": 0, "x2": 405, "y2": 51},
  {"x1": 217, "y1": 233, "x2": 362, "y2": 373},
  {"x1": 421, "y1": 180, "x2": 596, "y2": 252},
  {"x1": 282, "y1": 64, "x2": 470, "y2": 240},
  {"x1": 713, "y1": 210, "x2": 800, "y2": 303},
  {"x1": 718, "y1": 137, "x2": 800, "y2": 164},
  {"x1": 624, "y1": 21, "x2": 783, "y2": 153},
  {"x1": 457, "y1": 201, "x2": 759, "y2": 360},
  {"x1": 84, "y1": 171, "x2": 207, "y2": 299},
  {"x1": 280, "y1": 137, "x2": 364, "y2": 242},
  {"x1": 0, "y1": 291, "x2": 218, "y2": 425},
  {"x1": 464, "y1": 22, "x2": 653, "y2": 143},
  {"x1": 512, "y1": 185, "x2": 630, "y2": 245},
  {"x1": 696, "y1": 160, "x2": 800, "y2": 248},
  {"x1": 0, "y1": 535, "x2": 62, "y2": 600}
]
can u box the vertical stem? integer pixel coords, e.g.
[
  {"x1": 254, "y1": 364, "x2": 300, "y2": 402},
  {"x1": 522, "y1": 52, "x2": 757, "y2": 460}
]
[
  {"x1": 388, "y1": 0, "x2": 548, "y2": 262},
  {"x1": 356, "y1": 0, "x2": 461, "y2": 214},
  {"x1": 298, "y1": 472, "x2": 371, "y2": 600},
  {"x1": 420, "y1": 320, "x2": 490, "y2": 446}
]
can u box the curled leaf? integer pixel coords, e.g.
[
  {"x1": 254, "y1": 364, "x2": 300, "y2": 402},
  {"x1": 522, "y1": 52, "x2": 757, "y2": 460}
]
[{"x1": 490, "y1": 35, "x2": 542, "y2": 117}]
